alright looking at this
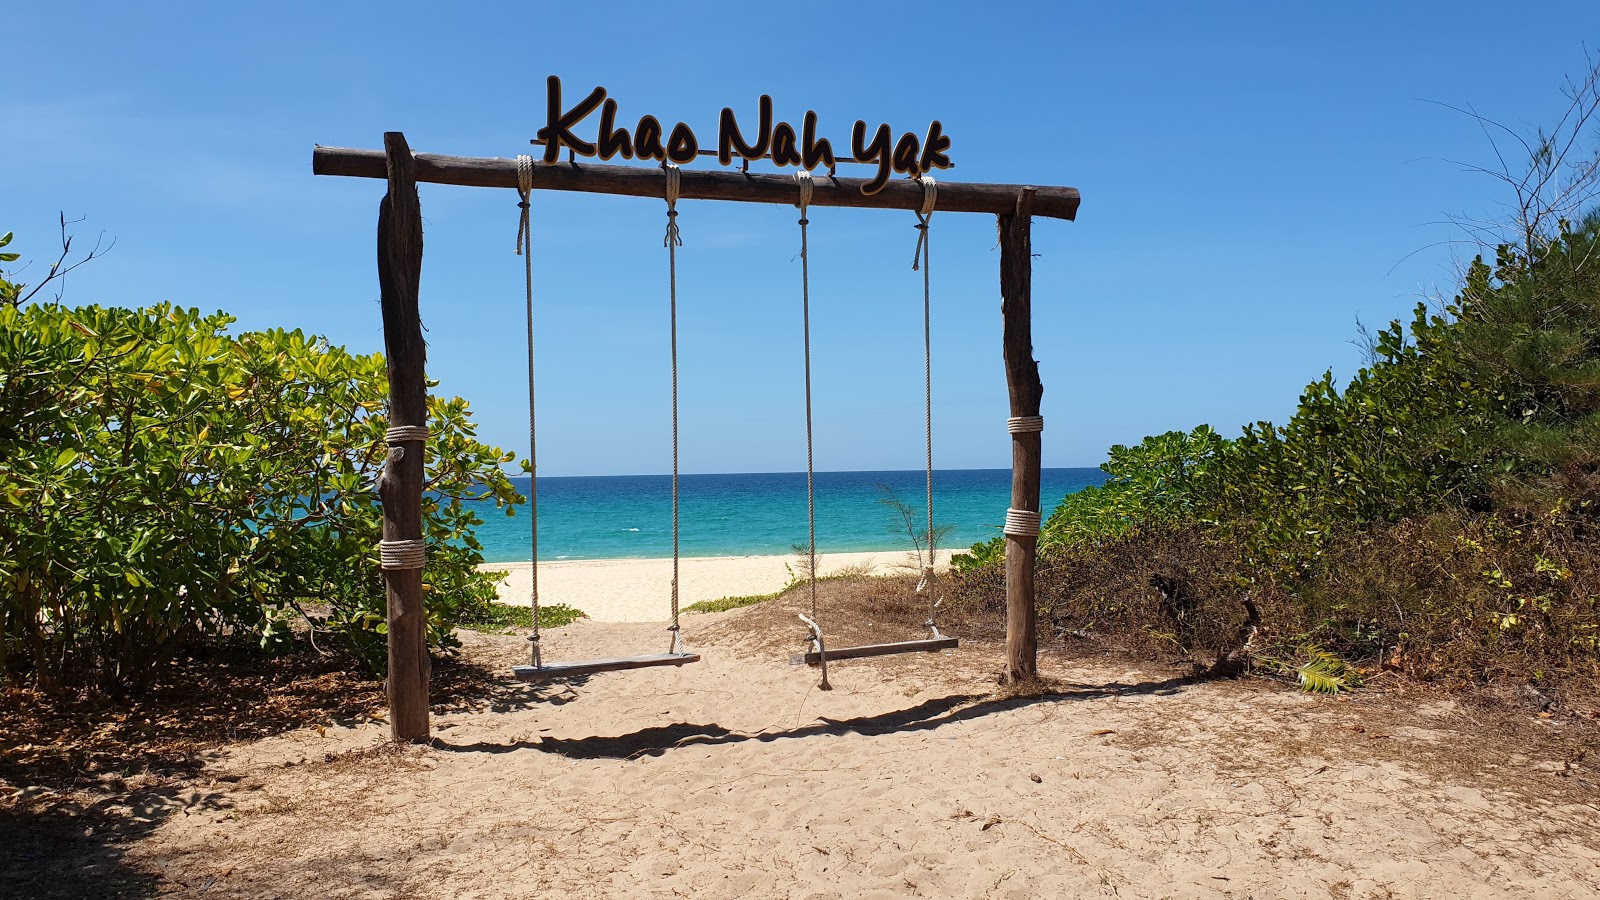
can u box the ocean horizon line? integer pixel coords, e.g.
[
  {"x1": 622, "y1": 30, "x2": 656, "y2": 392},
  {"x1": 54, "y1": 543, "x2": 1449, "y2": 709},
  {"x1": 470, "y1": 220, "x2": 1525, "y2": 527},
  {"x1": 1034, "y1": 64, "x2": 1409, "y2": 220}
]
[
  {"x1": 467, "y1": 467, "x2": 1106, "y2": 564},
  {"x1": 506, "y1": 465, "x2": 1104, "y2": 481}
]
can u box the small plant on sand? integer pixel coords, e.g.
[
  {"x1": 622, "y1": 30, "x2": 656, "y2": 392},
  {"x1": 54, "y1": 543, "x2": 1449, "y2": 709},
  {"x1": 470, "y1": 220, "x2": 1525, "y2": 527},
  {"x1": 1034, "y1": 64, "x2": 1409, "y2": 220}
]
[{"x1": 875, "y1": 483, "x2": 954, "y2": 572}]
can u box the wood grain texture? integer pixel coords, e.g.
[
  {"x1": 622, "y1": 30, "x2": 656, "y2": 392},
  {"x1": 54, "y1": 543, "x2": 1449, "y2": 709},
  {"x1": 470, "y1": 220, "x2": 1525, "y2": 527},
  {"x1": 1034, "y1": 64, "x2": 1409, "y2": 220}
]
[
  {"x1": 790, "y1": 638, "x2": 960, "y2": 666},
  {"x1": 314, "y1": 146, "x2": 1080, "y2": 221},
  {"x1": 1000, "y1": 191, "x2": 1042, "y2": 684},
  {"x1": 512, "y1": 653, "x2": 702, "y2": 681},
  {"x1": 376, "y1": 132, "x2": 431, "y2": 742}
]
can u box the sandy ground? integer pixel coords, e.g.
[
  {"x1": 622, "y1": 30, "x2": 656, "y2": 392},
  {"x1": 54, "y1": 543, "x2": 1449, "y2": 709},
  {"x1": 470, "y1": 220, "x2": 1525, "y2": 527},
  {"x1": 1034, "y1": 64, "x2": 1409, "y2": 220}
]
[
  {"x1": 119, "y1": 616, "x2": 1600, "y2": 900},
  {"x1": 485, "y1": 550, "x2": 952, "y2": 622}
]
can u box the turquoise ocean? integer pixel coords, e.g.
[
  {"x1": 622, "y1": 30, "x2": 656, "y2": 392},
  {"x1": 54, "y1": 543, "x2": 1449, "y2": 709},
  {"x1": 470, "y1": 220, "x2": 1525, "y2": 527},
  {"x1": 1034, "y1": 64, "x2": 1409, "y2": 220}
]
[{"x1": 469, "y1": 468, "x2": 1105, "y2": 563}]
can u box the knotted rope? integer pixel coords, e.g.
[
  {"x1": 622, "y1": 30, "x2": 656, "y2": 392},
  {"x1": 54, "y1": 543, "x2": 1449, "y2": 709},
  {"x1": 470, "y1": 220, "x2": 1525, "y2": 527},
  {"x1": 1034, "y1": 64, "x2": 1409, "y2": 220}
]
[
  {"x1": 663, "y1": 164, "x2": 683, "y2": 248},
  {"x1": 516, "y1": 154, "x2": 542, "y2": 668},
  {"x1": 664, "y1": 163, "x2": 685, "y2": 654},
  {"x1": 911, "y1": 175, "x2": 937, "y2": 270},
  {"x1": 795, "y1": 168, "x2": 829, "y2": 690}
]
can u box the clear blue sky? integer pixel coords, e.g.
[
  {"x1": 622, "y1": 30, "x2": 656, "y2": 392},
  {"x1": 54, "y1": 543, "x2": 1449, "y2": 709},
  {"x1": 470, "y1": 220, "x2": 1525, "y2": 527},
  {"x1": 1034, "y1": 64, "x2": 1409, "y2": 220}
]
[{"x1": 8, "y1": 2, "x2": 1599, "y2": 476}]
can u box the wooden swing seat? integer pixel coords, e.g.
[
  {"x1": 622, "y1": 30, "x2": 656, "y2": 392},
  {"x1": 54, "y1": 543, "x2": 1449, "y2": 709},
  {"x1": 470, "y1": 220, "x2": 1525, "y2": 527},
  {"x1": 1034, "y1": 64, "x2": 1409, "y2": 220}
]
[
  {"x1": 512, "y1": 652, "x2": 701, "y2": 681},
  {"x1": 790, "y1": 637, "x2": 958, "y2": 667}
]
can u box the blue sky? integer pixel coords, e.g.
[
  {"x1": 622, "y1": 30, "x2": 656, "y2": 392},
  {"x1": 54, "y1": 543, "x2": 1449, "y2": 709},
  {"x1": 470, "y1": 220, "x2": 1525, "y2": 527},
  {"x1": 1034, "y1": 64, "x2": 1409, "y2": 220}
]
[{"x1": 8, "y1": 2, "x2": 1600, "y2": 476}]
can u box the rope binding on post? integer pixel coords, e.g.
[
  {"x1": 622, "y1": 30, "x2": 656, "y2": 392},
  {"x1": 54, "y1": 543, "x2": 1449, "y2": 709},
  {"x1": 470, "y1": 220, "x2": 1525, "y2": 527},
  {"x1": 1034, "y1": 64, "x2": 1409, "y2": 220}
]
[
  {"x1": 1003, "y1": 508, "x2": 1042, "y2": 537},
  {"x1": 378, "y1": 538, "x2": 427, "y2": 570},
  {"x1": 1007, "y1": 415, "x2": 1044, "y2": 434},
  {"x1": 384, "y1": 425, "x2": 430, "y2": 444}
]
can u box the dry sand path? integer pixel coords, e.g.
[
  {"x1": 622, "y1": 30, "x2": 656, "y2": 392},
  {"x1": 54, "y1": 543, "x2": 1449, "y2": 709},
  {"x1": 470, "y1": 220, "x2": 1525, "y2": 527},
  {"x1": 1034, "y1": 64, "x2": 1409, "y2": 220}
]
[
  {"x1": 126, "y1": 618, "x2": 1600, "y2": 899},
  {"x1": 485, "y1": 550, "x2": 952, "y2": 622}
]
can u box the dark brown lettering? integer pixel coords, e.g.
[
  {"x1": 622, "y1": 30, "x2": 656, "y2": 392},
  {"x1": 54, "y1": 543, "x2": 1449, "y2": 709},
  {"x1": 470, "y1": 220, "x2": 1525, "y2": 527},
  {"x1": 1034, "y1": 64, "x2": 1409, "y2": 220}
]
[
  {"x1": 666, "y1": 122, "x2": 699, "y2": 164},
  {"x1": 801, "y1": 110, "x2": 835, "y2": 170},
  {"x1": 634, "y1": 115, "x2": 666, "y2": 162},
  {"x1": 597, "y1": 99, "x2": 634, "y2": 160},
  {"x1": 718, "y1": 95, "x2": 773, "y2": 165},
  {"x1": 892, "y1": 131, "x2": 922, "y2": 176},
  {"x1": 536, "y1": 76, "x2": 605, "y2": 164},
  {"x1": 771, "y1": 122, "x2": 802, "y2": 167},
  {"x1": 852, "y1": 120, "x2": 894, "y2": 195}
]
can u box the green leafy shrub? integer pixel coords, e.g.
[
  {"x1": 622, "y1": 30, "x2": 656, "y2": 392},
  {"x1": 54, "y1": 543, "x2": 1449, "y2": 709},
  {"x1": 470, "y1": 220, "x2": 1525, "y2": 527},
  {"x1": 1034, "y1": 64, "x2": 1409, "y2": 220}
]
[{"x1": 0, "y1": 301, "x2": 520, "y2": 691}]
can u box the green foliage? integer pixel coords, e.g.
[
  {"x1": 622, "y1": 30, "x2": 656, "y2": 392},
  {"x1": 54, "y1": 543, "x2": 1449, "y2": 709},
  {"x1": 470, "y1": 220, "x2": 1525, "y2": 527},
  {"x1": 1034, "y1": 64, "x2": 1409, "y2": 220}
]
[
  {"x1": 682, "y1": 592, "x2": 782, "y2": 614},
  {"x1": 950, "y1": 535, "x2": 1003, "y2": 572},
  {"x1": 0, "y1": 301, "x2": 520, "y2": 690},
  {"x1": 459, "y1": 601, "x2": 587, "y2": 632},
  {"x1": 1259, "y1": 646, "x2": 1360, "y2": 694},
  {"x1": 949, "y1": 215, "x2": 1600, "y2": 694}
]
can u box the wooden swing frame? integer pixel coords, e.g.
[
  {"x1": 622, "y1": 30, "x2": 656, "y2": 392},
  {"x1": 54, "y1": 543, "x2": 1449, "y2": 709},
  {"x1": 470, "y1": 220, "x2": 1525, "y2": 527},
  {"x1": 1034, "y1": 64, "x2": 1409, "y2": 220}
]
[{"x1": 313, "y1": 133, "x2": 1078, "y2": 741}]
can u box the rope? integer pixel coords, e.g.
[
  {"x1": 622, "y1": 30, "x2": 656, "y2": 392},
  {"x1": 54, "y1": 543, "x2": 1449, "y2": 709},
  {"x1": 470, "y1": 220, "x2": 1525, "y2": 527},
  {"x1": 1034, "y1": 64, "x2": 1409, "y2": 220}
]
[
  {"x1": 664, "y1": 164, "x2": 683, "y2": 248},
  {"x1": 384, "y1": 425, "x2": 430, "y2": 444},
  {"x1": 911, "y1": 175, "x2": 937, "y2": 270},
  {"x1": 795, "y1": 168, "x2": 828, "y2": 691},
  {"x1": 1004, "y1": 507, "x2": 1042, "y2": 537},
  {"x1": 915, "y1": 176, "x2": 939, "y2": 636},
  {"x1": 664, "y1": 163, "x2": 683, "y2": 653},
  {"x1": 378, "y1": 539, "x2": 426, "y2": 570},
  {"x1": 1007, "y1": 415, "x2": 1044, "y2": 434},
  {"x1": 516, "y1": 154, "x2": 541, "y2": 668}
]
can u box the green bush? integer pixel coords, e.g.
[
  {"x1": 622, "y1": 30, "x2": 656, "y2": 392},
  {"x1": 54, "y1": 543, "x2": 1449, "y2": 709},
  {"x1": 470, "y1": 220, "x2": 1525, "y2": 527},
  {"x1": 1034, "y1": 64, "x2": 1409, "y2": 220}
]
[{"x1": 0, "y1": 301, "x2": 520, "y2": 691}]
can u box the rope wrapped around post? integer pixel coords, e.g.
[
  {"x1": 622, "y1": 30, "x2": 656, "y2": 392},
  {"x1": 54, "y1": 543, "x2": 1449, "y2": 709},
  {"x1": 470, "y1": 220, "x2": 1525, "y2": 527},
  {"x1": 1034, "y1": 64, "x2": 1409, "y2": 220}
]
[
  {"x1": 1007, "y1": 415, "x2": 1044, "y2": 434},
  {"x1": 1003, "y1": 508, "x2": 1042, "y2": 537},
  {"x1": 378, "y1": 538, "x2": 427, "y2": 570},
  {"x1": 384, "y1": 425, "x2": 430, "y2": 444}
]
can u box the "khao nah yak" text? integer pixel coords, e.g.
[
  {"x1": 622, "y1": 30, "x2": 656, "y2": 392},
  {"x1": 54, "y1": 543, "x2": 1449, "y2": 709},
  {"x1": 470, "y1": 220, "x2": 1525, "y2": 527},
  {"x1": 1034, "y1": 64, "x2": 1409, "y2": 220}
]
[{"x1": 534, "y1": 77, "x2": 952, "y2": 195}]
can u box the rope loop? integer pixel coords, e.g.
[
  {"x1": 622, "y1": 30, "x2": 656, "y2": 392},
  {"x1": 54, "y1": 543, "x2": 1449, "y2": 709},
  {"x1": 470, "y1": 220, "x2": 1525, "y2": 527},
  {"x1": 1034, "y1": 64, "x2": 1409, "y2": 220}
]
[
  {"x1": 663, "y1": 164, "x2": 683, "y2": 247},
  {"x1": 515, "y1": 155, "x2": 534, "y2": 254},
  {"x1": 1007, "y1": 415, "x2": 1044, "y2": 434},
  {"x1": 378, "y1": 538, "x2": 427, "y2": 570},
  {"x1": 912, "y1": 175, "x2": 937, "y2": 270},
  {"x1": 795, "y1": 168, "x2": 814, "y2": 220}
]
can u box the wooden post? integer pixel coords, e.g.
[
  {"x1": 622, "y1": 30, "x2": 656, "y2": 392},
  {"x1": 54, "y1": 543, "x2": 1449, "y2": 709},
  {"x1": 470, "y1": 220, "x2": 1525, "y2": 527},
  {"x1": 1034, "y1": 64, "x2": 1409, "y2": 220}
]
[
  {"x1": 1000, "y1": 189, "x2": 1041, "y2": 684},
  {"x1": 376, "y1": 132, "x2": 430, "y2": 742}
]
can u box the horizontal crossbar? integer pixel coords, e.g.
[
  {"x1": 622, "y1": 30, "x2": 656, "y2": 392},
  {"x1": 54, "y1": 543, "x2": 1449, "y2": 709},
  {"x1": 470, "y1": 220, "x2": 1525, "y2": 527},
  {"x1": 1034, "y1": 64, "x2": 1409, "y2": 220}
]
[
  {"x1": 512, "y1": 652, "x2": 701, "y2": 681},
  {"x1": 312, "y1": 146, "x2": 1079, "y2": 221},
  {"x1": 790, "y1": 637, "x2": 959, "y2": 667}
]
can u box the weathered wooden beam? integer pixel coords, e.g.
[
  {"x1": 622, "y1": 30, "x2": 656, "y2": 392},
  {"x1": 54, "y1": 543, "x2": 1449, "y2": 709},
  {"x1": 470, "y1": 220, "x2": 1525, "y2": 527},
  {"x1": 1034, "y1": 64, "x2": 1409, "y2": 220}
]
[
  {"x1": 1000, "y1": 190, "x2": 1041, "y2": 684},
  {"x1": 790, "y1": 638, "x2": 959, "y2": 666},
  {"x1": 313, "y1": 146, "x2": 1080, "y2": 221},
  {"x1": 512, "y1": 653, "x2": 701, "y2": 681},
  {"x1": 376, "y1": 132, "x2": 431, "y2": 742}
]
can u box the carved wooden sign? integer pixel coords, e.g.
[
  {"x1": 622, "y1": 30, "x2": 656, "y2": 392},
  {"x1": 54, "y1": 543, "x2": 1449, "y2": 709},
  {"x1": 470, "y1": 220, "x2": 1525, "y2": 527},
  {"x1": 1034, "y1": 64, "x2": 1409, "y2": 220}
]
[{"x1": 534, "y1": 76, "x2": 952, "y2": 195}]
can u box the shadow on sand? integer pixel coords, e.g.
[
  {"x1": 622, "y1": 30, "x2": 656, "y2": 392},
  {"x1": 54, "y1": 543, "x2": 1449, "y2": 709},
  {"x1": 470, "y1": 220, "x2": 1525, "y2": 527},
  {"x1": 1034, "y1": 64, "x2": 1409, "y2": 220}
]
[{"x1": 432, "y1": 674, "x2": 1190, "y2": 760}]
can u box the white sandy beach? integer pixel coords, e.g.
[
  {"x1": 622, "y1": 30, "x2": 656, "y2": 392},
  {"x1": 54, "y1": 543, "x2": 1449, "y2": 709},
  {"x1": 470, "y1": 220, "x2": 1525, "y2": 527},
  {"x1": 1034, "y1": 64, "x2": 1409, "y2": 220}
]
[{"x1": 483, "y1": 549, "x2": 954, "y2": 622}]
